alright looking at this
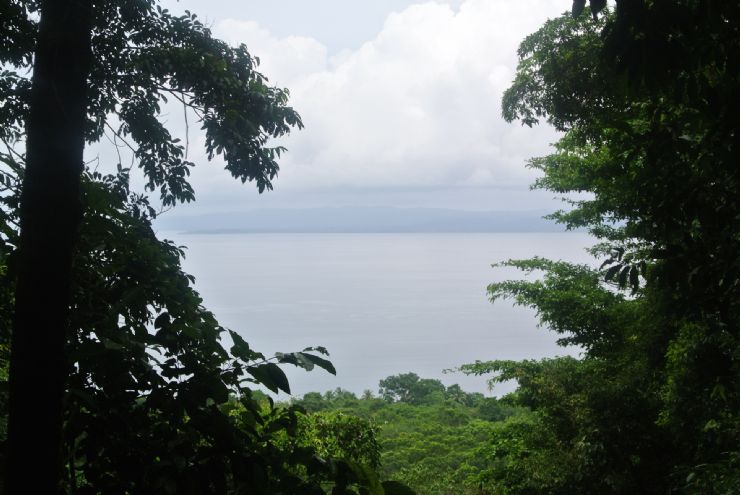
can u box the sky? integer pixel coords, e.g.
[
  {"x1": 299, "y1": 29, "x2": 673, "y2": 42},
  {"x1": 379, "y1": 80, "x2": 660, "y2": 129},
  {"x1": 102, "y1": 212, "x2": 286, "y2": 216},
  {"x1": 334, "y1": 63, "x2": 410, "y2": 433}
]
[{"x1": 146, "y1": 0, "x2": 570, "y2": 219}]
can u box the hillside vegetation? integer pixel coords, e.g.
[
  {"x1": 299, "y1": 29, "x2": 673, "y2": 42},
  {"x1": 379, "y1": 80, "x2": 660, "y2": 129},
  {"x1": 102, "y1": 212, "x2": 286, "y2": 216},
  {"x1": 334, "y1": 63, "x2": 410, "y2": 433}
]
[{"x1": 290, "y1": 374, "x2": 526, "y2": 495}]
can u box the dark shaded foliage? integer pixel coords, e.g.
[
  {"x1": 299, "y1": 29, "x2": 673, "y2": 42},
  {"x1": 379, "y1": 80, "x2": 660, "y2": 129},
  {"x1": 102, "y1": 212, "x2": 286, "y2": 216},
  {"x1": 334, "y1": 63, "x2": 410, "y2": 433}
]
[
  {"x1": 0, "y1": 1, "x2": 411, "y2": 493},
  {"x1": 463, "y1": 2, "x2": 739, "y2": 492}
]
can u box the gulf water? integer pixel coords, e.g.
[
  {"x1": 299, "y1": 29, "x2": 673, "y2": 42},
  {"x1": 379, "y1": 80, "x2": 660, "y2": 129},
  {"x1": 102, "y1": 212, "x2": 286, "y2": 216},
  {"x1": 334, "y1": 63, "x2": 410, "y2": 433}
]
[{"x1": 163, "y1": 232, "x2": 595, "y2": 397}]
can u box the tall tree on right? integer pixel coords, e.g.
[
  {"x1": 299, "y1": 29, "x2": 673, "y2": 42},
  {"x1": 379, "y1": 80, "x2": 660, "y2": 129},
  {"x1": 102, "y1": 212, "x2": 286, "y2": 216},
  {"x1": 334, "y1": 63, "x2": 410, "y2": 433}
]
[{"x1": 465, "y1": 2, "x2": 738, "y2": 493}]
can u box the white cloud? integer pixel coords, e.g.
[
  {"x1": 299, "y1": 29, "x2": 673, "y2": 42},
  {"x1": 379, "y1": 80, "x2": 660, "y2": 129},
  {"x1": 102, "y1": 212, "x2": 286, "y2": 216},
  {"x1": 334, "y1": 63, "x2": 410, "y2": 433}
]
[
  {"x1": 192, "y1": 0, "x2": 565, "y2": 197},
  {"x1": 216, "y1": 20, "x2": 328, "y2": 86}
]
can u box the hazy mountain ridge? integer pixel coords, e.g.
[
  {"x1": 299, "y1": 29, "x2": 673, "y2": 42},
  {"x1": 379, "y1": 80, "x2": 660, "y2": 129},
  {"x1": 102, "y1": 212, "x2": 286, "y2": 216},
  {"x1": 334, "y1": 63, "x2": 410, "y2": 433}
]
[{"x1": 156, "y1": 207, "x2": 568, "y2": 233}]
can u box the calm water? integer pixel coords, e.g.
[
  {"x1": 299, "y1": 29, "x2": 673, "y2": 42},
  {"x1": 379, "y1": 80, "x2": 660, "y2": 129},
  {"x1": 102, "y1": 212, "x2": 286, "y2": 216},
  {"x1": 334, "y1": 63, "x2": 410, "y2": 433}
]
[{"x1": 163, "y1": 232, "x2": 595, "y2": 397}]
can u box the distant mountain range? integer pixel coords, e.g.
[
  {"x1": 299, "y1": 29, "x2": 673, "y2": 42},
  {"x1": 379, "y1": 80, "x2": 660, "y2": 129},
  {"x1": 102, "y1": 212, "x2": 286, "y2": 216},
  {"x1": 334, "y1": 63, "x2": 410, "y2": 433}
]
[{"x1": 155, "y1": 207, "x2": 571, "y2": 233}]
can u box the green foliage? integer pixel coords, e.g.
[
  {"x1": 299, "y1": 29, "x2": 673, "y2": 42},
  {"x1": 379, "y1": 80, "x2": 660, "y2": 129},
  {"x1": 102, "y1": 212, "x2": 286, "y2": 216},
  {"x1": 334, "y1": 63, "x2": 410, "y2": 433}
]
[
  {"x1": 462, "y1": 354, "x2": 669, "y2": 494},
  {"x1": 467, "y1": 3, "x2": 740, "y2": 493},
  {"x1": 292, "y1": 378, "x2": 522, "y2": 495},
  {"x1": 0, "y1": 1, "x2": 410, "y2": 494},
  {"x1": 571, "y1": 0, "x2": 606, "y2": 19},
  {"x1": 379, "y1": 373, "x2": 446, "y2": 405},
  {"x1": 0, "y1": 159, "x2": 359, "y2": 491},
  {"x1": 48, "y1": 167, "x2": 380, "y2": 493},
  {"x1": 1, "y1": 1, "x2": 302, "y2": 204},
  {"x1": 505, "y1": 3, "x2": 740, "y2": 305},
  {"x1": 473, "y1": 413, "x2": 564, "y2": 495},
  {"x1": 296, "y1": 411, "x2": 381, "y2": 470},
  {"x1": 487, "y1": 258, "x2": 636, "y2": 353}
]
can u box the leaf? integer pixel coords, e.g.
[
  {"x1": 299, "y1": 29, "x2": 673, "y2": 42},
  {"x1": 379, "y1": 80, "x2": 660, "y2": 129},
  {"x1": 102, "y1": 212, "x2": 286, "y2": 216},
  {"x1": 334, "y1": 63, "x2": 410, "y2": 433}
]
[
  {"x1": 300, "y1": 352, "x2": 337, "y2": 375},
  {"x1": 100, "y1": 337, "x2": 124, "y2": 351},
  {"x1": 604, "y1": 264, "x2": 621, "y2": 282},
  {"x1": 589, "y1": 0, "x2": 607, "y2": 17},
  {"x1": 599, "y1": 258, "x2": 615, "y2": 270},
  {"x1": 276, "y1": 352, "x2": 313, "y2": 371},
  {"x1": 571, "y1": 0, "x2": 586, "y2": 17},
  {"x1": 247, "y1": 363, "x2": 290, "y2": 394},
  {"x1": 629, "y1": 265, "x2": 640, "y2": 293},
  {"x1": 68, "y1": 387, "x2": 101, "y2": 412},
  {"x1": 153, "y1": 311, "x2": 170, "y2": 329},
  {"x1": 618, "y1": 265, "x2": 631, "y2": 288},
  {"x1": 614, "y1": 247, "x2": 625, "y2": 261},
  {"x1": 229, "y1": 330, "x2": 253, "y2": 361},
  {"x1": 302, "y1": 345, "x2": 330, "y2": 356},
  {"x1": 381, "y1": 481, "x2": 416, "y2": 495},
  {"x1": 346, "y1": 461, "x2": 383, "y2": 495}
]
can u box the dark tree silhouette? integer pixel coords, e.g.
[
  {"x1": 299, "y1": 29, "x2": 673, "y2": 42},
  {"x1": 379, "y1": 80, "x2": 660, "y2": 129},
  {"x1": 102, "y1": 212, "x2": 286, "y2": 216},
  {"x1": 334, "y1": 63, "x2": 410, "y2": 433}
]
[
  {"x1": 0, "y1": 2, "x2": 412, "y2": 493},
  {"x1": 7, "y1": 1, "x2": 92, "y2": 492}
]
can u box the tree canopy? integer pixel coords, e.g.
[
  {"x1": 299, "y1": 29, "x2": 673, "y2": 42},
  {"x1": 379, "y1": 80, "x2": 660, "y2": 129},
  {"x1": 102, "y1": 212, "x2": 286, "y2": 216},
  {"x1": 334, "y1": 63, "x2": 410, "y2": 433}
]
[
  {"x1": 457, "y1": 3, "x2": 739, "y2": 493},
  {"x1": 0, "y1": 1, "x2": 407, "y2": 494},
  {"x1": 378, "y1": 373, "x2": 447, "y2": 405},
  {"x1": 291, "y1": 378, "x2": 520, "y2": 495}
]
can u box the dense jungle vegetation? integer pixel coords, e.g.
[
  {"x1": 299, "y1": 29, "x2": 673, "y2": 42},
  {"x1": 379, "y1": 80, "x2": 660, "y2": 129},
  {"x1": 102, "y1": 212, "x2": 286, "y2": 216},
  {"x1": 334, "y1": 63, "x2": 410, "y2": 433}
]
[
  {"x1": 0, "y1": 0, "x2": 738, "y2": 493},
  {"x1": 288, "y1": 375, "x2": 524, "y2": 495}
]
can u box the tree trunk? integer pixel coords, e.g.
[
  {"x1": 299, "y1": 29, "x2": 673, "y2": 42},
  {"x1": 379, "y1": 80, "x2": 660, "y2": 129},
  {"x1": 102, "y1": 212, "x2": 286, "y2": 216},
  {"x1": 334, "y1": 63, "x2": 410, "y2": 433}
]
[{"x1": 5, "y1": 1, "x2": 92, "y2": 493}]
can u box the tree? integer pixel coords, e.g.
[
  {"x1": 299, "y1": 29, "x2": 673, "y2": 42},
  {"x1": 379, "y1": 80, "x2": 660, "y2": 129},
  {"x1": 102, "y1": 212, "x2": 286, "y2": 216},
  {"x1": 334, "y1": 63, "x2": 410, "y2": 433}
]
[
  {"x1": 291, "y1": 377, "x2": 516, "y2": 495},
  {"x1": 0, "y1": 2, "x2": 409, "y2": 494},
  {"x1": 296, "y1": 411, "x2": 381, "y2": 470},
  {"x1": 6, "y1": 2, "x2": 93, "y2": 492},
  {"x1": 379, "y1": 373, "x2": 445, "y2": 405},
  {"x1": 463, "y1": 2, "x2": 739, "y2": 492}
]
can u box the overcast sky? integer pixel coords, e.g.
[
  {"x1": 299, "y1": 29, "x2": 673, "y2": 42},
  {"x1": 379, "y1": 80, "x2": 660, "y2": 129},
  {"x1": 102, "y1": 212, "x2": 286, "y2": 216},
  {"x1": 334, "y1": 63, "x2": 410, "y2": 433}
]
[{"x1": 148, "y1": 0, "x2": 569, "y2": 217}]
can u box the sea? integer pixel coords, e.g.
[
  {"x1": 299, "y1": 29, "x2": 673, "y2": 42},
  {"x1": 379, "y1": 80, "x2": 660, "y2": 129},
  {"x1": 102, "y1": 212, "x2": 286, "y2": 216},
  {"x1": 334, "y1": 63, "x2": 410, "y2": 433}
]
[{"x1": 161, "y1": 232, "x2": 595, "y2": 398}]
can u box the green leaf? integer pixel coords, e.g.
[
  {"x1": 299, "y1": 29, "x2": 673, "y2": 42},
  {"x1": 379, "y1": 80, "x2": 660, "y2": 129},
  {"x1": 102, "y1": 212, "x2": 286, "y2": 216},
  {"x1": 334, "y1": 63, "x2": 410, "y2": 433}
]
[
  {"x1": 589, "y1": 0, "x2": 607, "y2": 16},
  {"x1": 618, "y1": 265, "x2": 630, "y2": 288},
  {"x1": 599, "y1": 258, "x2": 615, "y2": 270},
  {"x1": 302, "y1": 345, "x2": 330, "y2": 356},
  {"x1": 347, "y1": 461, "x2": 383, "y2": 495},
  {"x1": 381, "y1": 481, "x2": 416, "y2": 495},
  {"x1": 229, "y1": 330, "x2": 253, "y2": 361},
  {"x1": 300, "y1": 352, "x2": 337, "y2": 375},
  {"x1": 247, "y1": 363, "x2": 291, "y2": 394},
  {"x1": 571, "y1": 0, "x2": 586, "y2": 17},
  {"x1": 629, "y1": 265, "x2": 639, "y2": 292},
  {"x1": 334, "y1": 459, "x2": 384, "y2": 495},
  {"x1": 276, "y1": 350, "x2": 336, "y2": 375},
  {"x1": 100, "y1": 337, "x2": 124, "y2": 350},
  {"x1": 605, "y1": 264, "x2": 621, "y2": 282},
  {"x1": 153, "y1": 311, "x2": 170, "y2": 329},
  {"x1": 276, "y1": 351, "x2": 314, "y2": 371}
]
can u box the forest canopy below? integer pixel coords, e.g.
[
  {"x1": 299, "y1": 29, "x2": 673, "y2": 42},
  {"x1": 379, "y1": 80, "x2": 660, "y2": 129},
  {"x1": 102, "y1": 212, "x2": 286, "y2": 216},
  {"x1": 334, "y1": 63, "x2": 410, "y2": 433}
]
[{"x1": 0, "y1": 0, "x2": 738, "y2": 494}]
